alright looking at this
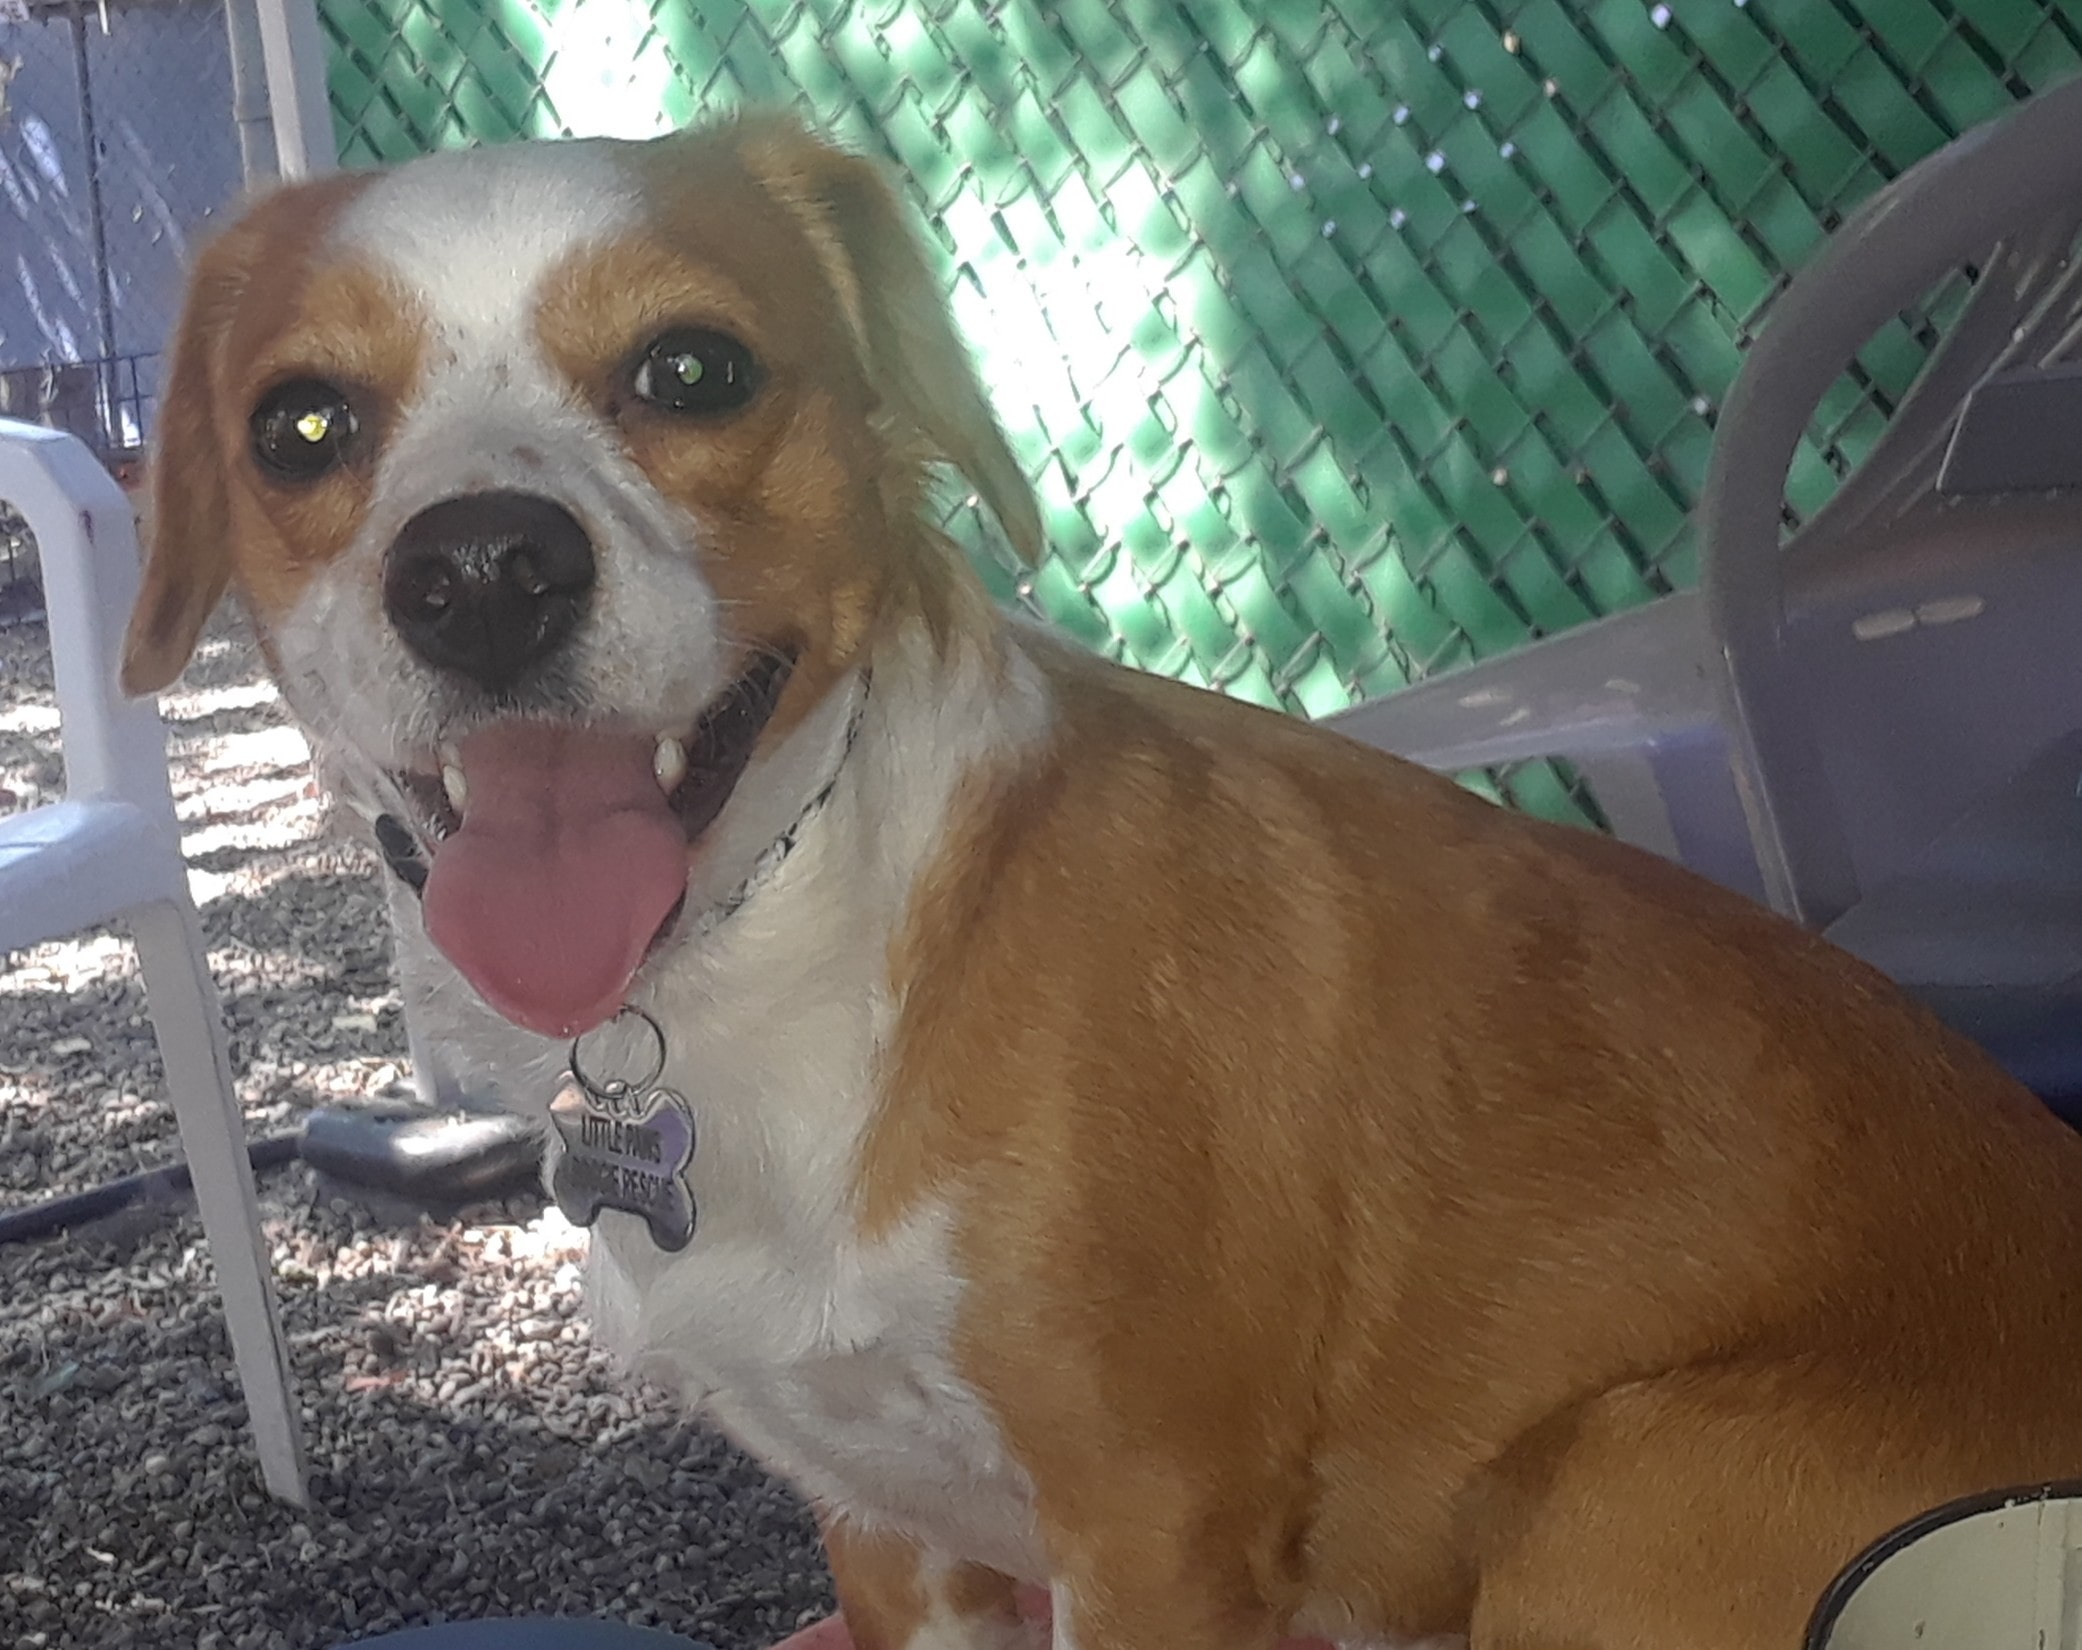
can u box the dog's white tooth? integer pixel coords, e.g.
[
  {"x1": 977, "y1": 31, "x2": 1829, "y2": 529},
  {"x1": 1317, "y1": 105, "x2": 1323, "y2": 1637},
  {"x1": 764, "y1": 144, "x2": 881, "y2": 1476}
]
[
  {"x1": 439, "y1": 741, "x2": 461, "y2": 770},
  {"x1": 653, "y1": 736, "x2": 688, "y2": 794},
  {"x1": 441, "y1": 763, "x2": 469, "y2": 815}
]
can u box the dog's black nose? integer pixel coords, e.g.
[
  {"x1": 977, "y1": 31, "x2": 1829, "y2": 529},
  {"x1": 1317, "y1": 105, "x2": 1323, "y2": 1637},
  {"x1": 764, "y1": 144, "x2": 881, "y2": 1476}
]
[{"x1": 383, "y1": 491, "x2": 596, "y2": 692}]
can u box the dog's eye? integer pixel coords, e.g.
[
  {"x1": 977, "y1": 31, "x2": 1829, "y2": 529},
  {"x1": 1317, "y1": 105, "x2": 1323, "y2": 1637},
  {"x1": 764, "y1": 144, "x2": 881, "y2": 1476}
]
[
  {"x1": 251, "y1": 380, "x2": 358, "y2": 480},
  {"x1": 631, "y1": 329, "x2": 757, "y2": 416}
]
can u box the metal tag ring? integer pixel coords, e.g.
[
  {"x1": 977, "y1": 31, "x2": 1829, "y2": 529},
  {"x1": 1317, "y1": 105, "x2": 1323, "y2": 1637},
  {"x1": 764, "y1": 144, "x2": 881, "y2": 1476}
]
[{"x1": 568, "y1": 1006, "x2": 667, "y2": 1101}]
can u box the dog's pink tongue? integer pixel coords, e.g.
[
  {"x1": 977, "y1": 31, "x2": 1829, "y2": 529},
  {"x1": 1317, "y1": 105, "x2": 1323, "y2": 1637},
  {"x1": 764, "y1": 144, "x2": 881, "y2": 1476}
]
[{"x1": 422, "y1": 723, "x2": 687, "y2": 1038}]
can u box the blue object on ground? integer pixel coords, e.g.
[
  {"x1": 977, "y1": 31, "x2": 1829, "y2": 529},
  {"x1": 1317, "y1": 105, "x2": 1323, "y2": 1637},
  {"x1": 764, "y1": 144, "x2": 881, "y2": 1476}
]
[{"x1": 336, "y1": 1621, "x2": 713, "y2": 1649}]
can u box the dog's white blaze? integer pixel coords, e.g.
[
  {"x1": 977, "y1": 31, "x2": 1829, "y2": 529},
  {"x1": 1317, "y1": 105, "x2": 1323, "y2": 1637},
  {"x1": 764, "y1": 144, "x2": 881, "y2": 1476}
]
[
  {"x1": 573, "y1": 623, "x2": 1056, "y2": 1581},
  {"x1": 329, "y1": 138, "x2": 644, "y2": 348}
]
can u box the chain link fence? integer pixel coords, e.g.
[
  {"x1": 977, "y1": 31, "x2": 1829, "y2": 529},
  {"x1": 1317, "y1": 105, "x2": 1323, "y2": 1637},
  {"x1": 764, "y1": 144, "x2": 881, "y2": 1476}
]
[
  {"x1": 10, "y1": 0, "x2": 2079, "y2": 815},
  {"x1": 0, "y1": 0, "x2": 246, "y2": 619},
  {"x1": 316, "y1": 0, "x2": 2082, "y2": 819},
  {"x1": 1, "y1": 0, "x2": 244, "y2": 418}
]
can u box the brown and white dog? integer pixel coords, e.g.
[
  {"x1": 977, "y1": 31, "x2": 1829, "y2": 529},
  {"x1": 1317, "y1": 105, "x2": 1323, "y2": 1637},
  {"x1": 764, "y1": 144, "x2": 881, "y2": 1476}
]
[{"x1": 122, "y1": 114, "x2": 2082, "y2": 1650}]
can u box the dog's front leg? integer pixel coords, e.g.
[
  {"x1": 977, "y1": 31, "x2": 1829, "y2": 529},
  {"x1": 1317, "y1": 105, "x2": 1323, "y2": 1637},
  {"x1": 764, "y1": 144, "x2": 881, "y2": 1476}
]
[{"x1": 821, "y1": 1517, "x2": 1037, "y2": 1650}]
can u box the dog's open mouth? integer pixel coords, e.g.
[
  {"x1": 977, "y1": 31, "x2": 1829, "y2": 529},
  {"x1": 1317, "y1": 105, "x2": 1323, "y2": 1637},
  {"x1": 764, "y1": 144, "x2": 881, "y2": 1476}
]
[{"x1": 389, "y1": 646, "x2": 797, "y2": 1040}]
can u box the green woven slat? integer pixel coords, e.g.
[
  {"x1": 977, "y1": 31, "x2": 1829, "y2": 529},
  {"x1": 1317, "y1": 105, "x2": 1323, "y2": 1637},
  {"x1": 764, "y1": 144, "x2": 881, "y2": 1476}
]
[
  {"x1": 1465, "y1": 259, "x2": 1537, "y2": 353},
  {"x1": 1735, "y1": 171, "x2": 1827, "y2": 280},
  {"x1": 1914, "y1": 35, "x2": 2019, "y2": 132},
  {"x1": 1487, "y1": 509, "x2": 1598, "y2": 640},
  {"x1": 1512, "y1": 444, "x2": 1614, "y2": 561},
  {"x1": 1583, "y1": 0, "x2": 1696, "y2": 103},
  {"x1": 1503, "y1": 210, "x2": 1614, "y2": 342},
  {"x1": 643, "y1": 7, "x2": 748, "y2": 114},
  {"x1": 1345, "y1": 418, "x2": 1455, "y2": 564},
  {"x1": 1155, "y1": 557, "x2": 1244, "y2": 683},
  {"x1": 1105, "y1": 73, "x2": 1199, "y2": 184},
  {"x1": 1581, "y1": 100, "x2": 1692, "y2": 223},
  {"x1": 1000, "y1": 0, "x2": 1088, "y2": 95},
  {"x1": 1427, "y1": 3, "x2": 1544, "y2": 127},
  {"x1": 1847, "y1": 0, "x2": 1956, "y2": 80},
  {"x1": 1495, "y1": 758, "x2": 1589, "y2": 824},
  {"x1": 1146, "y1": 16, "x2": 1261, "y2": 171},
  {"x1": 1652, "y1": 306, "x2": 1740, "y2": 428},
  {"x1": 1282, "y1": 32, "x2": 1398, "y2": 165},
  {"x1": 431, "y1": 0, "x2": 539, "y2": 139},
  {"x1": 1658, "y1": 419, "x2": 1717, "y2": 511},
  {"x1": 1227, "y1": 19, "x2": 1321, "y2": 147},
  {"x1": 1760, "y1": 0, "x2": 1864, "y2": 82},
  {"x1": 1426, "y1": 325, "x2": 1542, "y2": 478},
  {"x1": 1508, "y1": 101, "x2": 1623, "y2": 237},
  {"x1": 1661, "y1": 79, "x2": 1778, "y2": 214},
  {"x1": 348, "y1": 0, "x2": 454, "y2": 152},
  {"x1": 1415, "y1": 434, "x2": 1527, "y2": 572},
  {"x1": 1509, "y1": 0, "x2": 1622, "y2": 110},
  {"x1": 1856, "y1": 317, "x2": 1937, "y2": 406},
  {"x1": 1581, "y1": 210, "x2": 1693, "y2": 347},
  {"x1": 1088, "y1": 551, "x2": 1174, "y2": 673},
  {"x1": 1166, "y1": 0, "x2": 1255, "y2": 70},
  {"x1": 1739, "y1": 57, "x2": 1875, "y2": 205},
  {"x1": 1354, "y1": 534, "x2": 1462, "y2": 678},
  {"x1": 1971, "y1": 0, "x2": 2063, "y2": 56},
  {"x1": 826, "y1": 22, "x2": 903, "y2": 118},
  {"x1": 2016, "y1": 25, "x2": 2082, "y2": 89},
  {"x1": 1505, "y1": 328, "x2": 1620, "y2": 457},
  {"x1": 1683, "y1": 0, "x2": 1777, "y2": 91},
  {"x1": 1220, "y1": 557, "x2": 1314, "y2": 678},
  {"x1": 1829, "y1": 46, "x2": 1955, "y2": 170},
  {"x1": 763, "y1": 26, "x2": 847, "y2": 125},
  {"x1": 1573, "y1": 531, "x2": 1662, "y2": 618},
  {"x1": 1283, "y1": 551, "x2": 1386, "y2": 683},
  {"x1": 1578, "y1": 419, "x2": 1689, "y2": 559},
  {"x1": 1027, "y1": 555, "x2": 1113, "y2": 655},
  {"x1": 1320, "y1": 9, "x2": 1456, "y2": 135},
  {"x1": 1662, "y1": 196, "x2": 1775, "y2": 325},
  {"x1": 956, "y1": 0, "x2": 1047, "y2": 111},
  {"x1": 1428, "y1": 536, "x2": 1533, "y2": 661},
  {"x1": 1785, "y1": 439, "x2": 1850, "y2": 525}
]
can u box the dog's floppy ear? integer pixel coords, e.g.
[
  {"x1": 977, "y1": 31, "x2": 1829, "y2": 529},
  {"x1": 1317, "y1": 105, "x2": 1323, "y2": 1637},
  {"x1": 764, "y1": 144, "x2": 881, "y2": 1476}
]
[
  {"x1": 734, "y1": 116, "x2": 1045, "y2": 567},
  {"x1": 120, "y1": 229, "x2": 252, "y2": 697}
]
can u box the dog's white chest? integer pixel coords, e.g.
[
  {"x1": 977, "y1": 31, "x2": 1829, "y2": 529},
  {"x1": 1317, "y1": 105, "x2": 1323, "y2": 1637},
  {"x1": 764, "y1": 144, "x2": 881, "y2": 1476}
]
[
  {"x1": 584, "y1": 1195, "x2": 1043, "y2": 1579},
  {"x1": 398, "y1": 629, "x2": 1058, "y2": 1578}
]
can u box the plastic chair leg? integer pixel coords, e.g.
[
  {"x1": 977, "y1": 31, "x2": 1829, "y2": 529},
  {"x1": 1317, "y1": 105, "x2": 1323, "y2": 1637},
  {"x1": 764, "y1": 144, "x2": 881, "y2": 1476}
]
[{"x1": 130, "y1": 895, "x2": 309, "y2": 1506}]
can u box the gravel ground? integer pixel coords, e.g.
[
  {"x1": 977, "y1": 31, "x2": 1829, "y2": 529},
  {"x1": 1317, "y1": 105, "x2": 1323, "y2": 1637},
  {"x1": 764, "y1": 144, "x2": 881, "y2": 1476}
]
[{"x1": 0, "y1": 609, "x2": 835, "y2": 1648}]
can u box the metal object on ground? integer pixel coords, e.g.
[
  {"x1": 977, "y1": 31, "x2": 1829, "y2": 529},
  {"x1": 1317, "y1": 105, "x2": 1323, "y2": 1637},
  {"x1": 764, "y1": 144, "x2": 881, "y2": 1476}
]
[{"x1": 300, "y1": 1103, "x2": 543, "y2": 1210}]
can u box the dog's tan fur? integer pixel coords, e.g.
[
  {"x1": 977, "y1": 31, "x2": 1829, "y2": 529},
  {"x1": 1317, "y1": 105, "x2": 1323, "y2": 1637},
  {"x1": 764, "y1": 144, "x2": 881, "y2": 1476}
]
[{"x1": 124, "y1": 114, "x2": 2082, "y2": 1650}]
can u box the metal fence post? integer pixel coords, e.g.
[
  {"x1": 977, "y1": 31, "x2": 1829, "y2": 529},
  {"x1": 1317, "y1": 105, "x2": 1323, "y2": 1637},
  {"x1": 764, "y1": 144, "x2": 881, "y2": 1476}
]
[
  {"x1": 254, "y1": 0, "x2": 333, "y2": 177},
  {"x1": 223, "y1": 0, "x2": 282, "y2": 181}
]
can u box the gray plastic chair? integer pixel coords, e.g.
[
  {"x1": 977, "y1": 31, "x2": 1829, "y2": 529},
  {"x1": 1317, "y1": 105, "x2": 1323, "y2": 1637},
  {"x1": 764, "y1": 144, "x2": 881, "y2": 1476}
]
[
  {"x1": 0, "y1": 419, "x2": 307, "y2": 1501},
  {"x1": 1332, "y1": 74, "x2": 2082, "y2": 1105}
]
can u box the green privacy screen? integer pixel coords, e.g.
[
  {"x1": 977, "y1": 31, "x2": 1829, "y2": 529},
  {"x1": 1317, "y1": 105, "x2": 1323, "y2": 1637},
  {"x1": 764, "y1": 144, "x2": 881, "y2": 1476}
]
[{"x1": 318, "y1": 0, "x2": 2082, "y2": 820}]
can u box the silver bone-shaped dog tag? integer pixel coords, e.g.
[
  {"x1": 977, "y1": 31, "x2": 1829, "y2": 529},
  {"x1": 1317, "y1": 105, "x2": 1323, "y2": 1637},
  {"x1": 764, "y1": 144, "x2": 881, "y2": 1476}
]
[{"x1": 548, "y1": 1008, "x2": 697, "y2": 1252}]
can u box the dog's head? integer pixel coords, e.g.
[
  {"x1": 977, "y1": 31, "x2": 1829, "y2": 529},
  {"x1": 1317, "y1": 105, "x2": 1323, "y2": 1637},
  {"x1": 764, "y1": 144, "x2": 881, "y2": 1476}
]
[{"x1": 124, "y1": 115, "x2": 1039, "y2": 1039}]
